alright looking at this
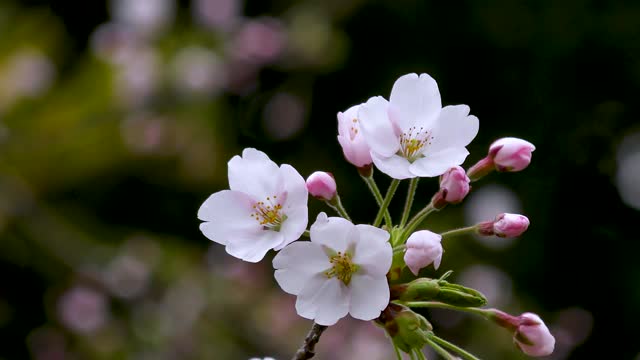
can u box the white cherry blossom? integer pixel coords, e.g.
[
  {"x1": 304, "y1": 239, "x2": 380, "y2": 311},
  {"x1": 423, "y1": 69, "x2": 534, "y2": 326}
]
[
  {"x1": 198, "y1": 148, "x2": 308, "y2": 262},
  {"x1": 273, "y1": 213, "x2": 392, "y2": 326},
  {"x1": 359, "y1": 73, "x2": 479, "y2": 179}
]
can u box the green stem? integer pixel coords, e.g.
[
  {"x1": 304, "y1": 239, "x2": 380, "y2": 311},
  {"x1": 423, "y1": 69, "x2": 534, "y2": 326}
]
[
  {"x1": 409, "y1": 349, "x2": 418, "y2": 360},
  {"x1": 414, "y1": 348, "x2": 428, "y2": 360},
  {"x1": 393, "y1": 244, "x2": 406, "y2": 254},
  {"x1": 440, "y1": 226, "x2": 477, "y2": 240},
  {"x1": 402, "y1": 204, "x2": 436, "y2": 240},
  {"x1": 392, "y1": 342, "x2": 403, "y2": 360},
  {"x1": 400, "y1": 178, "x2": 419, "y2": 228},
  {"x1": 303, "y1": 230, "x2": 310, "y2": 237},
  {"x1": 373, "y1": 179, "x2": 400, "y2": 227},
  {"x1": 425, "y1": 338, "x2": 455, "y2": 360},
  {"x1": 401, "y1": 301, "x2": 490, "y2": 319},
  {"x1": 326, "y1": 195, "x2": 352, "y2": 221},
  {"x1": 361, "y1": 175, "x2": 393, "y2": 227},
  {"x1": 428, "y1": 335, "x2": 482, "y2": 360}
]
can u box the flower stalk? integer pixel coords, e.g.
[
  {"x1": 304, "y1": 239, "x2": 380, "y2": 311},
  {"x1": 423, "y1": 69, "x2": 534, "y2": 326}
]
[
  {"x1": 373, "y1": 179, "x2": 401, "y2": 227},
  {"x1": 402, "y1": 204, "x2": 437, "y2": 241},
  {"x1": 361, "y1": 174, "x2": 393, "y2": 227},
  {"x1": 428, "y1": 335, "x2": 481, "y2": 360},
  {"x1": 440, "y1": 225, "x2": 477, "y2": 239},
  {"x1": 400, "y1": 178, "x2": 420, "y2": 228},
  {"x1": 325, "y1": 194, "x2": 352, "y2": 221},
  {"x1": 292, "y1": 322, "x2": 327, "y2": 360}
]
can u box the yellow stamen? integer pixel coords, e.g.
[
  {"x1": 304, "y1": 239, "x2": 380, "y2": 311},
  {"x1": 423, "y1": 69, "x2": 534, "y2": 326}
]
[
  {"x1": 251, "y1": 196, "x2": 285, "y2": 231},
  {"x1": 324, "y1": 251, "x2": 359, "y2": 285}
]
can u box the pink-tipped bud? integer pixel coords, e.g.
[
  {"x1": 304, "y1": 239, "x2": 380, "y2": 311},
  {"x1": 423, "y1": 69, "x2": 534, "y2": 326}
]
[
  {"x1": 439, "y1": 166, "x2": 470, "y2": 204},
  {"x1": 489, "y1": 137, "x2": 535, "y2": 172},
  {"x1": 306, "y1": 171, "x2": 337, "y2": 201},
  {"x1": 337, "y1": 104, "x2": 373, "y2": 168},
  {"x1": 493, "y1": 213, "x2": 529, "y2": 238},
  {"x1": 404, "y1": 231, "x2": 443, "y2": 276},
  {"x1": 513, "y1": 313, "x2": 555, "y2": 357}
]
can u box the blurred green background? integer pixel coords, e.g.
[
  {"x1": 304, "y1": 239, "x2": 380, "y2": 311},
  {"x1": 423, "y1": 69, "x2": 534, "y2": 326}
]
[{"x1": 0, "y1": 0, "x2": 639, "y2": 359}]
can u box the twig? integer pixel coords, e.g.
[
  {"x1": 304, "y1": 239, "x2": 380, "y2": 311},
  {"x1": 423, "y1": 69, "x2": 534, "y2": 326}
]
[{"x1": 292, "y1": 323, "x2": 328, "y2": 360}]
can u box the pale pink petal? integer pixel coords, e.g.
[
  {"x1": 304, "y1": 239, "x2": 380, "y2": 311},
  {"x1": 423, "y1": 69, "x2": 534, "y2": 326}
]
[
  {"x1": 228, "y1": 148, "x2": 282, "y2": 199},
  {"x1": 279, "y1": 164, "x2": 308, "y2": 210},
  {"x1": 197, "y1": 190, "x2": 255, "y2": 222},
  {"x1": 429, "y1": 105, "x2": 479, "y2": 153},
  {"x1": 275, "y1": 206, "x2": 308, "y2": 250},
  {"x1": 349, "y1": 274, "x2": 389, "y2": 321},
  {"x1": 197, "y1": 190, "x2": 260, "y2": 245},
  {"x1": 371, "y1": 152, "x2": 415, "y2": 179},
  {"x1": 309, "y1": 213, "x2": 357, "y2": 253},
  {"x1": 296, "y1": 275, "x2": 349, "y2": 326},
  {"x1": 358, "y1": 96, "x2": 400, "y2": 158},
  {"x1": 200, "y1": 221, "x2": 262, "y2": 245},
  {"x1": 389, "y1": 73, "x2": 441, "y2": 131},
  {"x1": 409, "y1": 147, "x2": 470, "y2": 177},
  {"x1": 273, "y1": 242, "x2": 331, "y2": 295},
  {"x1": 352, "y1": 225, "x2": 392, "y2": 276},
  {"x1": 226, "y1": 230, "x2": 284, "y2": 262}
]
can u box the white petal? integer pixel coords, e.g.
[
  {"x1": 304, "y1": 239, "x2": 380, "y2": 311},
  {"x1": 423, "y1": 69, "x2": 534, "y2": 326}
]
[
  {"x1": 197, "y1": 190, "x2": 255, "y2": 222},
  {"x1": 433, "y1": 253, "x2": 442, "y2": 270},
  {"x1": 358, "y1": 96, "x2": 400, "y2": 158},
  {"x1": 409, "y1": 147, "x2": 470, "y2": 177},
  {"x1": 279, "y1": 164, "x2": 308, "y2": 212},
  {"x1": 349, "y1": 274, "x2": 390, "y2": 321},
  {"x1": 389, "y1": 73, "x2": 441, "y2": 131},
  {"x1": 430, "y1": 105, "x2": 479, "y2": 153},
  {"x1": 228, "y1": 148, "x2": 282, "y2": 199},
  {"x1": 273, "y1": 242, "x2": 331, "y2": 295},
  {"x1": 197, "y1": 190, "x2": 260, "y2": 245},
  {"x1": 309, "y1": 213, "x2": 357, "y2": 253},
  {"x1": 275, "y1": 206, "x2": 308, "y2": 250},
  {"x1": 352, "y1": 225, "x2": 392, "y2": 276},
  {"x1": 371, "y1": 152, "x2": 415, "y2": 180},
  {"x1": 296, "y1": 274, "x2": 349, "y2": 326},
  {"x1": 226, "y1": 230, "x2": 284, "y2": 263}
]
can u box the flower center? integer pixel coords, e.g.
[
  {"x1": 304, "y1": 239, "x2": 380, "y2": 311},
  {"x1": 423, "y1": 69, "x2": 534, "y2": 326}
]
[
  {"x1": 251, "y1": 196, "x2": 286, "y2": 231},
  {"x1": 399, "y1": 126, "x2": 433, "y2": 162},
  {"x1": 324, "y1": 251, "x2": 359, "y2": 285},
  {"x1": 349, "y1": 118, "x2": 360, "y2": 140}
]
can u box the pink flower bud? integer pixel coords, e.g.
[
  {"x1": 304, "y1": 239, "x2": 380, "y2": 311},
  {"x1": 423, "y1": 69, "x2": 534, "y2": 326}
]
[
  {"x1": 514, "y1": 313, "x2": 555, "y2": 357},
  {"x1": 493, "y1": 213, "x2": 529, "y2": 238},
  {"x1": 404, "y1": 231, "x2": 443, "y2": 276},
  {"x1": 439, "y1": 166, "x2": 470, "y2": 204},
  {"x1": 337, "y1": 104, "x2": 373, "y2": 168},
  {"x1": 489, "y1": 137, "x2": 535, "y2": 172},
  {"x1": 306, "y1": 171, "x2": 337, "y2": 200}
]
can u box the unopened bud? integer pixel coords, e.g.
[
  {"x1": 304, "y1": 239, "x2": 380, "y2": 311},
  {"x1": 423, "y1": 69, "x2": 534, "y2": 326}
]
[
  {"x1": 513, "y1": 313, "x2": 555, "y2": 357},
  {"x1": 475, "y1": 213, "x2": 530, "y2": 238},
  {"x1": 494, "y1": 213, "x2": 529, "y2": 238},
  {"x1": 466, "y1": 137, "x2": 535, "y2": 181},
  {"x1": 404, "y1": 231, "x2": 443, "y2": 275},
  {"x1": 437, "y1": 166, "x2": 470, "y2": 206},
  {"x1": 489, "y1": 137, "x2": 535, "y2": 172},
  {"x1": 391, "y1": 278, "x2": 487, "y2": 307},
  {"x1": 484, "y1": 309, "x2": 555, "y2": 357},
  {"x1": 305, "y1": 171, "x2": 337, "y2": 201},
  {"x1": 337, "y1": 104, "x2": 373, "y2": 168}
]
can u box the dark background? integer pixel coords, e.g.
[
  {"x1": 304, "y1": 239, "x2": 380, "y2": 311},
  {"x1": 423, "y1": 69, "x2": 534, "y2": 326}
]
[{"x1": 0, "y1": 0, "x2": 638, "y2": 359}]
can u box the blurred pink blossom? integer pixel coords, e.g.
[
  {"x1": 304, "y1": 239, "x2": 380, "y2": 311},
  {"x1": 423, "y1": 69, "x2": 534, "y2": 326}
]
[
  {"x1": 57, "y1": 286, "x2": 108, "y2": 334},
  {"x1": 229, "y1": 18, "x2": 287, "y2": 65},
  {"x1": 192, "y1": 0, "x2": 242, "y2": 31}
]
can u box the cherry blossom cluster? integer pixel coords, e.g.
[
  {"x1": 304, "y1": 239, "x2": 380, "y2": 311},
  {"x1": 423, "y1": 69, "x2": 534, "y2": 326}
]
[{"x1": 198, "y1": 73, "x2": 554, "y2": 359}]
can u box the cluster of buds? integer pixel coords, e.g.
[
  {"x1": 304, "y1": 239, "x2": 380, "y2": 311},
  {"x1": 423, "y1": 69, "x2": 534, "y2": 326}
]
[{"x1": 197, "y1": 72, "x2": 554, "y2": 359}]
